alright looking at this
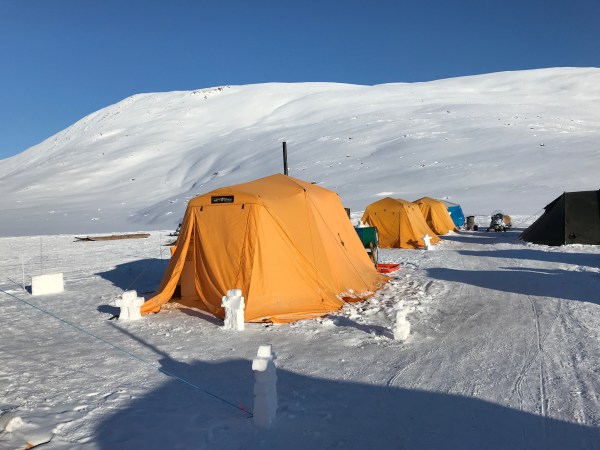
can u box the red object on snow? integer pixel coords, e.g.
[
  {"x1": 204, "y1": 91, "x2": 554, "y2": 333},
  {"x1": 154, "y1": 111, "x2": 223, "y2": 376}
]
[{"x1": 377, "y1": 263, "x2": 400, "y2": 273}]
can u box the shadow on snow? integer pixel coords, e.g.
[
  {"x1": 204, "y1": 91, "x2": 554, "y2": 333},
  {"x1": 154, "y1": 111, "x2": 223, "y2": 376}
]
[
  {"x1": 96, "y1": 258, "x2": 169, "y2": 296},
  {"x1": 93, "y1": 332, "x2": 600, "y2": 450},
  {"x1": 89, "y1": 248, "x2": 600, "y2": 448},
  {"x1": 328, "y1": 315, "x2": 393, "y2": 339},
  {"x1": 426, "y1": 265, "x2": 599, "y2": 305},
  {"x1": 442, "y1": 229, "x2": 523, "y2": 245},
  {"x1": 458, "y1": 248, "x2": 600, "y2": 268}
]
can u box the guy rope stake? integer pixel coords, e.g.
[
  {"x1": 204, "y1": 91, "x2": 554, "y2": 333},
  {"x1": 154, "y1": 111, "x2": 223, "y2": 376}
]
[
  {"x1": 21, "y1": 255, "x2": 25, "y2": 290},
  {"x1": 39, "y1": 237, "x2": 43, "y2": 275}
]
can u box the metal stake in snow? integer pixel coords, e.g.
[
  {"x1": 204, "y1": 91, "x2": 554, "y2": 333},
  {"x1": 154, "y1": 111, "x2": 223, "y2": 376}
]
[
  {"x1": 21, "y1": 255, "x2": 25, "y2": 290},
  {"x1": 252, "y1": 344, "x2": 277, "y2": 428},
  {"x1": 159, "y1": 231, "x2": 162, "y2": 260},
  {"x1": 39, "y1": 237, "x2": 43, "y2": 275}
]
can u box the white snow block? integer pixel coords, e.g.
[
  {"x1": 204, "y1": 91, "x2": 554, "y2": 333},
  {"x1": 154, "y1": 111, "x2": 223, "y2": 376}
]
[
  {"x1": 0, "y1": 412, "x2": 52, "y2": 448},
  {"x1": 422, "y1": 234, "x2": 433, "y2": 250},
  {"x1": 115, "y1": 290, "x2": 144, "y2": 320},
  {"x1": 121, "y1": 290, "x2": 138, "y2": 302},
  {"x1": 31, "y1": 273, "x2": 64, "y2": 296},
  {"x1": 221, "y1": 289, "x2": 245, "y2": 330},
  {"x1": 393, "y1": 302, "x2": 411, "y2": 341},
  {"x1": 253, "y1": 344, "x2": 277, "y2": 428},
  {"x1": 0, "y1": 412, "x2": 21, "y2": 432}
]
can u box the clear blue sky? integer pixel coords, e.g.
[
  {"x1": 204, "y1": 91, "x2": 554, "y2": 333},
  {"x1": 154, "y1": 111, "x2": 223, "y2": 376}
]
[{"x1": 1, "y1": 0, "x2": 598, "y2": 160}]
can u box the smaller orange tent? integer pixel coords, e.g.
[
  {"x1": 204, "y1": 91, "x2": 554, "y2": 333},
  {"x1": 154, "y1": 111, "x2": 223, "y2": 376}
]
[
  {"x1": 361, "y1": 197, "x2": 440, "y2": 249},
  {"x1": 413, "y1": 197, "x2": 459, "y2": 235},
  {"x1": 141, "y1": 174, "x2": 386, "y2": 323}
]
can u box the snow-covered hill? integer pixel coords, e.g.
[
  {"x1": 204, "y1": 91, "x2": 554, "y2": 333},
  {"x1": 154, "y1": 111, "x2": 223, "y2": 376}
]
[{"x1": 1, "y1": 67, "x2": 599, "y2": 236}]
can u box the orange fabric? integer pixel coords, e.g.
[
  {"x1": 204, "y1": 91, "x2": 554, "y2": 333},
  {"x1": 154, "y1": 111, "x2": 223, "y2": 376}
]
[
  {"x1": 361, "y1": 197, "x2": 440, "y2": 249},
  {"x1": 413, "y1": 197, "x2": 459, "y2": 235},
  {"x1": 141, "y1": 208, "x2": 194, "y2": 314},
  {"x1": 141, "y1": 174, "x2": 386, "y2": 322}
]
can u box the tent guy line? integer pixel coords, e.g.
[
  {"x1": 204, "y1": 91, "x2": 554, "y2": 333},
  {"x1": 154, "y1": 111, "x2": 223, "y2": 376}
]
[
  {"x1": 0, "y1": 285, "x2": 252, "y2": 418},
  {"x1": 123, "y1": 249, "x2": 165, "y2": 292}
]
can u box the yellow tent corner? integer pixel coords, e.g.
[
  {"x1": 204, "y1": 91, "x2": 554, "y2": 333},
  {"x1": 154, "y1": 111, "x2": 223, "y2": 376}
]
[
  {"x1": 361, "y1": 197, "x2": 440, "y2": 249},
  {"x1": 141, "y1": 174, "x2": 387, "y2": 323},
  {"x1": 413, "y1": 197, "x2": 459, "y2": 235}
]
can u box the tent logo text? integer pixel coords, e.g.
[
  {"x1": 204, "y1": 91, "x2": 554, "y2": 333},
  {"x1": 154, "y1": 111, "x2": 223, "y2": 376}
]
[{"x1": 211, "y1": 195, "x2": 235, "y2": 204}]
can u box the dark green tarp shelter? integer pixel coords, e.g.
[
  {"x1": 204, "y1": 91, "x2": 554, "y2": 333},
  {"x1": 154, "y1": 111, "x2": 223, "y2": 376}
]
[{"x1": 521, "y1": 190, "x2": 600, "y2": 246}]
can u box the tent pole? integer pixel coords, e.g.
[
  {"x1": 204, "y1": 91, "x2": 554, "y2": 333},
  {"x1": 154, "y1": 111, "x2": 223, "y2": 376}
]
[{"x1": 282, "y1": 142, "x2": 288, "y2": 175}]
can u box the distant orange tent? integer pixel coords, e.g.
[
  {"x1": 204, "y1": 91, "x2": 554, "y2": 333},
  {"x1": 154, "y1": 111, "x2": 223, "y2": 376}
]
[
  {"x1": 141, "y1": 174, "x2": 386, "y2": 323},
  {"x1": 413, "y1": 197, "x2": 459, "y2": 235},
  {"x1": 361, "y1": 197, "x2": 440, "y2": 249}
]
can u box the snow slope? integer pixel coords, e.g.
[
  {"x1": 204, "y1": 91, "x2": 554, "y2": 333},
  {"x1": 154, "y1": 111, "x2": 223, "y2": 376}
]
[
  {"x1": 1, "y1": 68, "x2": 599, "y2": 236},
  {"x1": 1, "y1": 68, "x2": 600, "y2": 448},
  {"x1": 1, "y1": 228, "x2": 599, "y2": 449}
]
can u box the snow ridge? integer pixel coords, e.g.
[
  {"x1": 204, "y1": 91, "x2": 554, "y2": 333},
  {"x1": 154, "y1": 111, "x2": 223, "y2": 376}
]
[{"x1": 1, "y1": 67, "x2": 599, "y2": 236}]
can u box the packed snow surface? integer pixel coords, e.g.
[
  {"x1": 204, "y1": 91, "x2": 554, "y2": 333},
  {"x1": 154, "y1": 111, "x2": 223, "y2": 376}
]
[
  {"x1": 1, "y1": 224, "x2": 600, "y2": 449},
  {"x1": 1, "y1": 67, "x2": 600, "y2": 236}
]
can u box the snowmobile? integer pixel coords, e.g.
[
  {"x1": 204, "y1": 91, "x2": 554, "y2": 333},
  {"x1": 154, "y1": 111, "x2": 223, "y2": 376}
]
[
  {"x1": 487, "y1": 211, "x2": 510, "y2": 232},
  {"x1": 168, "y1": 222, "x2": 182, "y2": 237}
]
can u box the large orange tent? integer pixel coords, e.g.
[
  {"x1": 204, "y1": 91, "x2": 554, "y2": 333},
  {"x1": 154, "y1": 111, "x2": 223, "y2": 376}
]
[
  {"x1": 141, "y1": 174, "x2": 386, "y2": 323},
  {"x1": 413, "y1": 197, "x2": 459, "y2": 235},
  {"x1": 361, "y1": 197, "x2": 440, "y2": 249}
]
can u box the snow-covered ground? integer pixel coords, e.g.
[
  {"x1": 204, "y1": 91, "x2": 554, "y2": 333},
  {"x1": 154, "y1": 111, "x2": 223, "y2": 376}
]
[
  {"x1": 1, "y1": 68, "x2": 599, "y2": 237},
  {"x1": 1, "y1": 219, "x2": 599, "y2": 449},
  {"x1": 1, "y1": 68, "x2": 600, "y2": 448}
]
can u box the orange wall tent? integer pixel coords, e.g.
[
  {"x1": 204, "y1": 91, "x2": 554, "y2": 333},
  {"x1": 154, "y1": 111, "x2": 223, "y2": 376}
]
[
  {"x1": 413, "y1": 197, "x2": 459, "y2": 235},
  {"x1": 361, "y1": 197, "x2": 440, "y2": 249},
  {"x1": 141, "y1": 174, "x2": 386, "y2": 323}
]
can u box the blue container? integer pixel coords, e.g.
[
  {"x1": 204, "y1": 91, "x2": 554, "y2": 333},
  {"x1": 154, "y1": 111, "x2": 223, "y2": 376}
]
[{"x1": 446, "y1": 203, "x2": 465, "y2": 227}]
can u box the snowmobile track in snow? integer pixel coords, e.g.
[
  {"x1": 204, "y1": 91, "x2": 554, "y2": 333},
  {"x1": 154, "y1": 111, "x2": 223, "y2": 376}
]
[
  {"x1": 386, "y1": 281, "x2": 494, "y2": 388},
  {"x1": 511, "y1": 295, "x2": 562, "y2": 416}
]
